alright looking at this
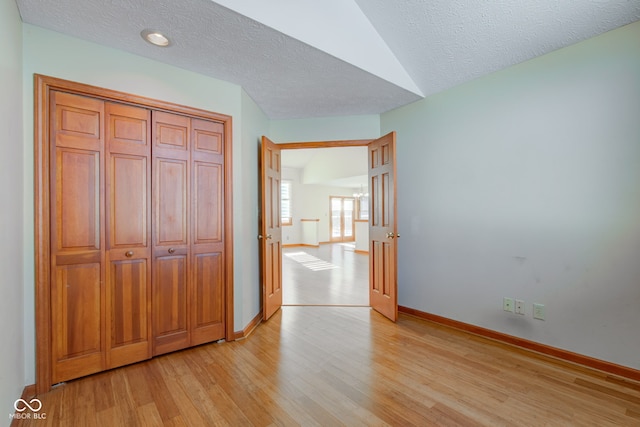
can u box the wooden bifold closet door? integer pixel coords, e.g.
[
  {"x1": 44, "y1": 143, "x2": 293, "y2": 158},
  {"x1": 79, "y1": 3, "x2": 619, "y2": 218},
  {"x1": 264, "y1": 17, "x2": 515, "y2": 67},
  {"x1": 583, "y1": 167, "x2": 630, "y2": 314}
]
[
  {"x1": 152, "y1": 112, "x2": 226, "y2": 356},
  {"x1": 47, "y1": 87, "x2": 227, "y2": 385}
]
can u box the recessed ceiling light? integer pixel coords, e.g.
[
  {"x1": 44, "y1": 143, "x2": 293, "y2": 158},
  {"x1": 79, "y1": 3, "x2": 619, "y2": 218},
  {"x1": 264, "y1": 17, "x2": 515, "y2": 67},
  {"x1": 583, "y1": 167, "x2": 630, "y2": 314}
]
[{"x1": 141, "y1": 29, "x2": 170, "y2": 47}]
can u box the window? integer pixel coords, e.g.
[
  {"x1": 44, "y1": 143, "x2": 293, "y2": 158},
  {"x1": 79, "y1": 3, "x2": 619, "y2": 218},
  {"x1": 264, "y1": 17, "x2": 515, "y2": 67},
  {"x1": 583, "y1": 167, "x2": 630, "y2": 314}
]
[
  {"x1": 330, "y1": 196, "x2": 355, "y2": 242},
  {"x1": 358, "y1": 196, "x2": 369, "y2": 220},
  {"x1": 281, "y1": 180, "x2": 292, "y2": 226}
]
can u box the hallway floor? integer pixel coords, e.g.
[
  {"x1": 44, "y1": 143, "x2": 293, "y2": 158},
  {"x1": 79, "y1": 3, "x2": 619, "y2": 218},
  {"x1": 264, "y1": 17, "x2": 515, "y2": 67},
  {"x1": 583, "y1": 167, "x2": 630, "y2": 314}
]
[{"x1": 282, "y1": 243, "x2": 368, "y2": 306}]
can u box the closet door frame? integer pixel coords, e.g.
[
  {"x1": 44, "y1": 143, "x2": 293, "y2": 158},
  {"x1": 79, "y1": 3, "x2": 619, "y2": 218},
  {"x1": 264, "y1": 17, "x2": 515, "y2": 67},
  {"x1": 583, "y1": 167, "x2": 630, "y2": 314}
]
[{"x1": 34, "y1": 74, "x2": 234, "y2": 394}]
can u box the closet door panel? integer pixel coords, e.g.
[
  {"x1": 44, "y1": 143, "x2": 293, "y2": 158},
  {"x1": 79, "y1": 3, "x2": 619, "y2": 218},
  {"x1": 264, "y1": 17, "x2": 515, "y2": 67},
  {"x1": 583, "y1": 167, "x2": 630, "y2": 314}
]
[
  {"x1": 51, "y1": 263, "x2": 104, "y2": 383},
  {"x1": 156, "y1": 159, "x2": 188, "y2": 245},
  {"x1": 108, "y1": 108, "x2": 149, "y2": 154},
  {"x1": 190, "y1": 119, "x2": 225, "y2": 344},
  {"x1": 109, "y1": 260, "x2": 147, "y2": 345},
  {"x1": 152, "y1": 253, "x2": 189, "y2": 355},
  {"x1": 54, "y1": 149, "x2": 101, "y2": 251},
  {"x1": 193, "y1": 162, "x2": 222, "y2": 243},
  {"x1": 152, "y1": 112, "x2": 191, "y2": 354},
  {"x1": 193, "y1": 118, "x2": 223, "y2": 156},
  {"x1": 154, "y1": 111, "x2": 189, "y2": 151},
  {"x1": 52, "y1": 91, "x2": 102, "y2": 151},
  {"x1": 191, "y1": 252, "x2": 224, "y2": 344},
  {"x1": 105, "y1": 103, "x2": 152, "y2": 369},
  {"x1": 50, "y1": 91, "x2": 106, "y2": 384},
  {"x1": 109, "y1": 155, "x2": 148, "y2": 246}
]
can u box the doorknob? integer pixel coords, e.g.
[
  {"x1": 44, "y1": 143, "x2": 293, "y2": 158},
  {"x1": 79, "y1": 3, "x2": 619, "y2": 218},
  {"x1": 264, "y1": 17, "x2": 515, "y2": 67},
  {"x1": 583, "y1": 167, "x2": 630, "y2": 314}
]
[
  {"x1": 266, "y1": 234, "x2": 272, "y2": 240},
  {"x1": 168, "y1": 247, "x2": 175, "y2": 254},
  {"x1": 386, "y1": 232, "x2": 395, "y2": 239},
  {"x1": 258, "y1": 235, "x2": 263, "y2": 240},
  {"x1": 125, "y1": 250, "x2": 134, "y2": 257}
]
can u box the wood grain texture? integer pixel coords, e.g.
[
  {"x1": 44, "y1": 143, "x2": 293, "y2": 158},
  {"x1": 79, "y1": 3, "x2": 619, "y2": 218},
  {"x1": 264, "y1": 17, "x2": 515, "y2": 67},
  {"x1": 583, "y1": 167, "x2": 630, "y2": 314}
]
[
  {"x1": 368, "y1": 132, "x2": 397, "y2": 322},
  {"x1": 260, "y1": 137, "x2": 283, "y2": 321},
  {"x1": 399, "y1": 305, "x2": 640, "y2": 383},
  {"x1": 275, "y1": 139, "x2": 373, "y2": 149},
  {"x1": 14, "y1": 307, "x2": 640, "y2": 426},
  {"x1": 35, "y1": 75, "x2": 235, "y2": 393},
  {"x1": 233, "y1": 311, "x2": 263, "y2": 340},
  {"x1": 105, "y1": 102, "x2": 152, "y2": 370},
  {"x1": 49, "y1": 91, "x2": 106, "y2": 384}
]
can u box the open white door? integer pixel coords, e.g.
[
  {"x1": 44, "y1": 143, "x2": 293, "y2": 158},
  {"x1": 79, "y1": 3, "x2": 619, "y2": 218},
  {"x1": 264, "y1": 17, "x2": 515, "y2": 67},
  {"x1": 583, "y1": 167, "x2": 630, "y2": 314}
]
[{"x1": 368, "y1": 132, "x2": 398, "y2": 321}]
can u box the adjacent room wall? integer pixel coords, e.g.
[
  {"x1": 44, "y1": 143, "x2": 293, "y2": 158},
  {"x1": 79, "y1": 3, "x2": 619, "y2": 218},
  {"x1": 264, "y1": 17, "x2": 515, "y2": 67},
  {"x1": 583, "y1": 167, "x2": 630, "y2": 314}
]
[
  {"x1": 301, "y1": 146, "x2": 368, "y2": 185},
  {"x1": 282, "y1": 168, "x2": 304, "y2": 244},
  {"x1": 21, "y1": 24, "x2": 257, "y2": 383},
  {"x1": 382, "y1": 21, "x2": 640, "y2": 369},
  {"x1": 282, "y1": 167, "x2": 357, "y2": 245},
  {"x1": 301, "y1": 185, "x2": 358, "y2": 244},
  {"x1": 0, "y1": 0, "x2": 24, "y2": 415}
]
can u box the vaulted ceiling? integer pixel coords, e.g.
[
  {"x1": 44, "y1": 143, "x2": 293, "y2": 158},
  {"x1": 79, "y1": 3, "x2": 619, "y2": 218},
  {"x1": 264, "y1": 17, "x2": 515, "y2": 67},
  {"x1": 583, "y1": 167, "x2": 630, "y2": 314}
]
[{"x1": 16, "y1": 0, "x2": 640, "y2": 119}]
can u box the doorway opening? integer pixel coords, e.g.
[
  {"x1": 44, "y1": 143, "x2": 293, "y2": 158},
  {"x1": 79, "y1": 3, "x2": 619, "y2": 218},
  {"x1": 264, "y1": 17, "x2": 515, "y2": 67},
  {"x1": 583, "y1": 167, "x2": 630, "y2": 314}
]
[
  {"x1": 260, "y1": 134, "x2": 398, "y2": 322},
  {"x1": 280, "y1": 146, "x2": 369, "y2": 306}
]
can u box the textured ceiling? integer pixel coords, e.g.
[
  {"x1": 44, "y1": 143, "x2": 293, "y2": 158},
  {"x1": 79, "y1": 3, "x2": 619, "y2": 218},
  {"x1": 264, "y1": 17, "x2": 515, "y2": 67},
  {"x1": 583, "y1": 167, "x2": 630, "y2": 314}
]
[{"x1": 15, "y1": 0, "x2": 640, "y2": 119}]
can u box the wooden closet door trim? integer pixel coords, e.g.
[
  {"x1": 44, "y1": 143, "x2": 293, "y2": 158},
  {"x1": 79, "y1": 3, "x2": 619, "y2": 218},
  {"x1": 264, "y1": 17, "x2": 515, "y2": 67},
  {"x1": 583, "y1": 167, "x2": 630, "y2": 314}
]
[
  {"x1": 34, "y1": 74, "x2": 234, "y2": 394},
  {"x1": 35, "y1": 75, "x2": 53, "y2": 394}
]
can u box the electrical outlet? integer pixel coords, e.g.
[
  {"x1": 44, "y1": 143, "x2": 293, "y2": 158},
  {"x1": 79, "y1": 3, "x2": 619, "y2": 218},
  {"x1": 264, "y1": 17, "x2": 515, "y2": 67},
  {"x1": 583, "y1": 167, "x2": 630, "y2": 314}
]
[
  {"x1": 533, "y1": 303, "x2": 545, "y2": 320},
  {"x1": 515, "y1": 299, "x2": 525, "y2": 315},
  {"x1": 503, "y1": 297, "x2": 514, "y2": 313}
]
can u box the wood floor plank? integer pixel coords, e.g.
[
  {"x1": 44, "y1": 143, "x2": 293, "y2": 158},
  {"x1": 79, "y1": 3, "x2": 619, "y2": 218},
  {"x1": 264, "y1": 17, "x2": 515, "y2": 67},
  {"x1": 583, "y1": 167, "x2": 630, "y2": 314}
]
[
  {"x1": 14, "y1": 306, "x2": 640, "y2": 426},
  {"x1": 123, "y1": 363, "x2": 156, "y2": 409},
  {"x1": 140, "y1": 360, "x2": 182, "y2": 422},
  {"x1": 134, "y1": 403, "x2": 164, "y2": 426}
]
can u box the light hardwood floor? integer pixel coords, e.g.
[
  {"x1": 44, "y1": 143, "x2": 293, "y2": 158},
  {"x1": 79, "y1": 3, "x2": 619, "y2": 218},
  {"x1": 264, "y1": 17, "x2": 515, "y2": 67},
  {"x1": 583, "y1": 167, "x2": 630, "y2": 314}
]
[
  {"x1": 13, "y1": 306, "x2": 640, "y2": 426},
  {"x1": 283, "y1": 243, "x2": 368, "y2": 306}
]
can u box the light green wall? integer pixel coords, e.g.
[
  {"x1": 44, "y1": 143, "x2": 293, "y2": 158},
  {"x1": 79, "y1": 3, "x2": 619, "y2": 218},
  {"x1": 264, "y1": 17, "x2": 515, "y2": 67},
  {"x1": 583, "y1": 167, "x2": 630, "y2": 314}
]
[
  {"x1": 270, "y1": 114, "x2": 380, "y2": 142},
  {"x1": 382, "y1": 21, "x2": 640, "y2": 369},
  {"x1": 0, "y1": 0, "x2": 24, "y2": 415},
  {"x1": 239, "y1": 90, "x2": 269, "y2": 326}
]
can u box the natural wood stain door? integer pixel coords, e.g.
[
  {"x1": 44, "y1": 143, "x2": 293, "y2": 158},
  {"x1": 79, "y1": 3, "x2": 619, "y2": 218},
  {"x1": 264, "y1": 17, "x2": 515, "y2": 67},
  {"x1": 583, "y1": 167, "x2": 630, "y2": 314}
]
[
  {"x1": 105, "y1": 102, "x2": 152, "y2": 369},
  {"x1": 50, "y1": 91, "x2": 106, "y2": 383},
  {"x1": 152, "y1": 112, "x2": 191, "y2": 355},
  {"x1": 152, "y1": 112, "x2": 227, "y2": 355},
  {"x1": 368, "y1": 132, "x2": 398, "y2": 322},
  {"x1": 260, "y1": 136, "x2": 283, "y2": 321},
  {"x1": 190, "y1": 118, "x2": 226, "y2": 345}
]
